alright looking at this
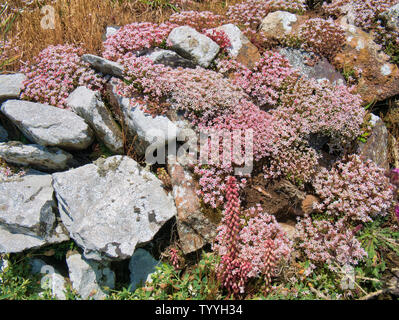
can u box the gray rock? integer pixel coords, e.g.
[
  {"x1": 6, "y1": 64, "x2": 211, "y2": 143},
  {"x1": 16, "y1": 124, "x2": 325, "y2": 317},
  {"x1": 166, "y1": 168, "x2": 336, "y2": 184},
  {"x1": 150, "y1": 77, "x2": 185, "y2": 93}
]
[
  {"x1": 67, "y1": 86, "x2": 124, "y2": 154},
  {"x1": 29, "y1": 258, "x2": 67, "y2": 300},
  {"x1": 168, "y1": 26, "x2": 220, "y2": 68},
  {"x1": 382, "y1": 3, "x2": 399, "y2": 32},
  {"x1": 1, "y1": 100, "x2": 94, "y2": 150},
  {"x1": 279, "y1": 48, "x2": 345, "y2": 84},
  {"x1": 82, "y1": 54, "x2": 124, "y2": 78},
  {"x1": 145, "y1": 49, "x2": 197, "y2": 68},
  {"x1": 129, "y1": 249, "x2": 159, "y2": 291},
  {"x1": 52, "y1": 156, "x2": 177, "y2": 261},
  {"x1": 105, "y1": 26, "x2": 120, "y2": 39},
  {"x1": 260, "y1": 11, "x2": 298, "y2": 38},
  {"x1": 0, "y1": 124, "x2": 8, "y2": 142},
  {"x1": 0, "y1": 73, "x2": 25, "y2": 101},
  {"x1": 66, "y1": 252, "x2": 115, "y2": 300},
  {"x1": 107, "y1": 79, "x2": 178, "y2": 160},
  {"x1": 0, "y1": 141, "x2": 73, "y2": 171},
  {"x1": 358, "y1": 114, "x2": 389, "y2": 170},
  {"x1": 0, "y1": 170, "x2": 69, "y2": 253}
]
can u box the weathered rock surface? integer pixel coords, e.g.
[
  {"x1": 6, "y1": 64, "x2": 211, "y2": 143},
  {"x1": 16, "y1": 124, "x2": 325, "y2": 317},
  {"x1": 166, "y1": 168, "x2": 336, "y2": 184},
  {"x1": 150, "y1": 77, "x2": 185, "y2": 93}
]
[
  {"x1": 358, "y1": 114, "x2": 389, "y2": 170},
  {"x1": 67, "y1": 86, "x2": 124, "y2": 154},
  {"x1": 145, "y1": 49, "x2": 197, "y2": 68},
  {"x1": 104, "y1": 26, "x2": 120, "y2": 40},
  {"x1": 279, "y1": 48, "x2": 345, "y2": 84},
  {"x1": 107, "y1": 79, "x2": 179, "y2": 159},
  {"x1": 382, "y1": 3, "x2": 399, "y2": 32},
  {"x1": 1, "y1": 100, "x2": 94, "y2": 150},
  {"x1": 334, "y1": 16, "x2": 399, "y2": 103},
  {"x1": 0, "y1": 141, "x2": 73, "y2": 171},
  {"x1": 52, "y1": 156, "x2": 177, "y2": 261},
  {"x1": 0, "y1": 170, "x2": 69, "y2": 253},
  {"x1": 213, "y1": 24, "x2": 261, "y2": 68},
  {"x1": 82, "y1": 54, "x2": 124, "y2": 78},
  {"x1": 129, "y1": 249, "x2": 159, "y2": 291},
  {"x1": 30, "y1": 258, "x2": 67, "y2": 300},
  {"x1": 168, "y1": 26, "x2": 220, "y2": 68},
  {"x1": 0, "y1": 124, "x2": 8, "y2": 142},
  {"x1": 0, "y1": 73, "x2": 25, "y2": 101},
  {"x1": 168, "y1": 155, "x2": 217, "y2": 254},
  {"x1": 66, "y1": 251, "x2": 115, "y2": 300},
  {"x1": 260, "y1": 11, "x2": 298, "y2": 38}
]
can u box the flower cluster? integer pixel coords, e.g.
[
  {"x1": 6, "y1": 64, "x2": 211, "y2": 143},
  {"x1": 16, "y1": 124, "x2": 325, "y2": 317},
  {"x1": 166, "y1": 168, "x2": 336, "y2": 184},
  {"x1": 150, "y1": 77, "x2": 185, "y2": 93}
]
[
  {"x1": 298, "y1": 18, "x2": 346, "y2": 60},
  {"x1": 313, "y1": 155, "x2": 394, "y2": 223},
  {"x1": 218, "y1": 51, "x2": 295, "y2": 108},
  {"x1": 226, "y1": 0, "x2": 271, "y2": 30},
  {"x1": 295, "y1": 216, "x2": 367, "y2": 269},
  {"x1": 273, "y1": 76, "x2": 365, "y2": 152},
  {"x1": 239, "y1": 206, "x2": 293, "y2": 281},
  {"x1": 269, "y1": 0, "x2": 307, "y2": 13},
  {"x1": 169, "y1": 10, "x2": 224, "y2": 31},
  {"x1": 169, "y1": 247, "x2": 181, "y2": 270},
  {"x1": 0, "y1": 158, "x2": 26, "y2": 182},
  {"x1": 103, "y1": 22, "x2": 178, "y2": 62},
  {"x1": 203, "y1": 29, "x2": 231, "y2": 50},
  {"x1": 20, "y1": 44, "x2": 105, "y2": 109}
]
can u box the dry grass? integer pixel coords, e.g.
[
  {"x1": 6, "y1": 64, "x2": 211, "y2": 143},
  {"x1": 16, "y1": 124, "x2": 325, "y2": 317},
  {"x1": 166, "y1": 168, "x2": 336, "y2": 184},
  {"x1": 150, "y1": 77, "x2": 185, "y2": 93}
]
[{"x1": 3, "y1": 0, "x2": 244, "y2": 72}]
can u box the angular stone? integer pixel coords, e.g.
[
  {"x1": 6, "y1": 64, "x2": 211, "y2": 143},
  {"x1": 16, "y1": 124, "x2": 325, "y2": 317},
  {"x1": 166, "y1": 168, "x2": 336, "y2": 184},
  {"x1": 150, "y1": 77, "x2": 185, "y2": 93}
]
[
  {"x1": 168, "y1": 155, "x2": 217, "y2": 254},
  {"x1": 66, "y1": 251, "x2": 115, "y2": 300},
  {"x1": 358, "y1": 114, "x2": 389, "y2": 170},
  {"x1": 107, "y1": 79, "x2": 179, "y2": 159},
  {"x1": 0, "y1": 141, "x2": 73, "y2": 171},
  {"x1": 168, "y1": 26, "x2": 220, "y2": 68},
  {"x1": 105, "y1": 26, "x2": 120, "y2": 39},
  {"x1": 279, "y1": 48, "x2": 345, "y2": 84},
  {"x1": 334, "y1": 16, "x2": 399, "y2": 103},
  {"x1": 29, "y1": 258, "x2": 67, "y2": 300},
  {"x1": 0, "y1": 170, "x2": 69, "y2": 253},
  {"x1": 382, "y1": 3, "x2": 399, "y2": 32},
  {"x1": 52, "y1": 156, "x2": 177, "y2": 261},
  {"x1": 82, "y1": 54, "x2": 124, "y2": 78},
  {"x1": 213, "y1": 24, "x2": 261, "y2": 69},
  {"x1": 67, "y1": 86, "x2": 124, "y2": 154},
  {"x1": 1, "y1": 100, "x2": 94, "y2": 150},
  {"x1": 129, "y1": 249, "x2": 159, "y2": 292},
  {"x1": 0, "y1": 73, "x2": 25, "y2": 101},
  {"x1": 145, "y1": 49, "x2": 197, "y2": 68},
  {"x1": 0, "y1": 124, "x2": 8, "y2": 142},
  {"x1": 260, "y1": 11, "x2": 298, "y2": 38}
]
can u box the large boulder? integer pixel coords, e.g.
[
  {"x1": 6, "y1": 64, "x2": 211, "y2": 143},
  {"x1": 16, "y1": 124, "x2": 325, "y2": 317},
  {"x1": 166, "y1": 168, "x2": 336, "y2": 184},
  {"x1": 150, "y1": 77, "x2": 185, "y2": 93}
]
[
  {"x1": 0, "y1": 170, "x2": 69, "y2": 253},
  {"x1": 357, "y1": 114, "x2": 389, "y2": 170},
  {"x1": 334, "y1": 16, "x2": 399, "y2": 103},
  {"x1": 0, "y1": 73, "x2": 25, "y2": 101},
  {"x1": 66, "y1": 251, "x2": 115, "y2": 300},
  {"x1": 129, "y1": 249, "x2": 159, "y2": 292},
  {"x1": 107, "y1": 79, "x2": 178, "y2": 160},
  {"x1": 67, "y1": 86, "x2": 124, "y2": 154},
  {"x1": 1, "y1": 100, "x2": 94, "y2": 150},
  {"x1": 212, "y1": 24, "x2": 261, "y2": 69},
  {"x1": 81, "y1": 54, "x2": 124, "y2": 78},
  {"x1": 0, "y1": 141, "x2": 72, "y2": 171},
  {"x1": 52, "y1": 156, "x2": 177, "y2": 261},
  {"x1": 279, "y1": 48, "x2": 345, "y2": 84},
  {"x1": 168, "y1": 155, "x2": 217, "y2": 254},
  {"x1": 168, "y1": 26, "x2": 220, "y2": 68}
]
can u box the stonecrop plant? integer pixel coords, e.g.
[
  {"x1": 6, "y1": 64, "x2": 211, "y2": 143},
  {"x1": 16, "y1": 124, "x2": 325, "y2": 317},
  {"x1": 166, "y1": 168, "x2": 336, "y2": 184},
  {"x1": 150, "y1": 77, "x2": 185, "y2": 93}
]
[
  {"x1": 312, "y1": 155, "x2": 395, "y2": 223},
  {"x1": 20, "y1": 44, "x2": 105, "y2": 109}
]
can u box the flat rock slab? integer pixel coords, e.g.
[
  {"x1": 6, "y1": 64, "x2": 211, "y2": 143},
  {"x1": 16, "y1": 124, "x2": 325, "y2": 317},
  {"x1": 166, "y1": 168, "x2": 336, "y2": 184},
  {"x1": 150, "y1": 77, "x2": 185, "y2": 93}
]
[
  {"x1": 0, "y1": 73, "x2": 26, "y2": 101},
  {"x1": 1, "y1": 100, "x2": 94, "y2": 150},
  {"x1": 145, "y1": 49, "x2": 197, "y2": 69},
  {"x1": 52, "y1": 156, "x2": 177, "y2": 261},
  {"x1": 82, "y1": 54, "x2": 124, "y2": 78},
  {"x1": 66, "y1": 252, "x2": 115, "y2": 300},
  {"x1": 0, "y1": 170, "x2": 69, "y2": 253},
  {"x1": 0, "y1": 141, "x2": 73, "y2": 171},
  {"x1": 129, "y1": 249, "x2": 159, "y2": 292},
  {"x1": 168, "y1": 26, "x2": 220, "y2": 68},
  {"x1": 67, "y1": 86, "x2": 123, "y2": 154},
  {"x1": 260, "y1": 11, "x2": 298, "y2": 38}
]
